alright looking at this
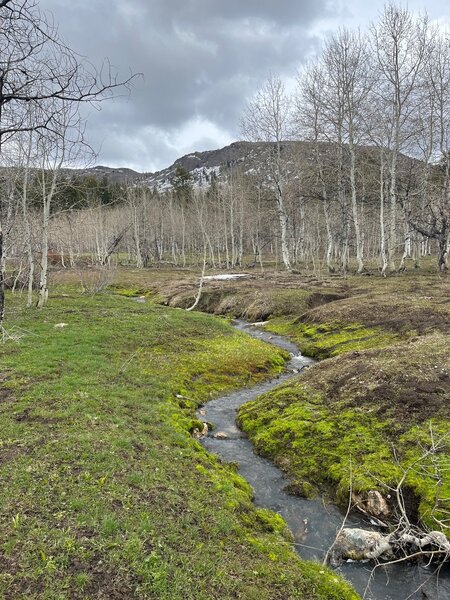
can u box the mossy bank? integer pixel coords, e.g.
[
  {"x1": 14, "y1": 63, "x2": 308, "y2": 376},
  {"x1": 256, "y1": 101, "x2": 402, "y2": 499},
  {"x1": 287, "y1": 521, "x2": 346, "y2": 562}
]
[
  {"x1": 0, "y1": 290, "x2": 357, "y2": 599},
  {"x1": 238, "y1": 334, "x2": 450, "y2": 533},
  {"x1": 134, "y1": 268, "x2": 449, "y2": 536}
]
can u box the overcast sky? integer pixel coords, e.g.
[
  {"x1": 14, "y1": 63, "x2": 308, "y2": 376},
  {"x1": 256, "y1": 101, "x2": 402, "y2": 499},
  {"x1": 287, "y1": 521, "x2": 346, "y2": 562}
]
[{"x1": 40, "y1": 0, "x2": 450, "y2": 173}]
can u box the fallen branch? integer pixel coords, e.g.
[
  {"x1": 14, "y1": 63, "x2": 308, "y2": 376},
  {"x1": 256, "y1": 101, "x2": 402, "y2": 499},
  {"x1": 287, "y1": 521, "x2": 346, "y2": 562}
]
[{"x1": 186, "y1": 246, "x2": 207, "y2": 312}]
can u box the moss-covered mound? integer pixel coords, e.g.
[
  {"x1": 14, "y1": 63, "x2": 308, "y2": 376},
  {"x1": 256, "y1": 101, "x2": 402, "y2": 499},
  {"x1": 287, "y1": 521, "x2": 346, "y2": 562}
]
[
  {"x1": 238, "y1": 334, "x2": 450, "y2": 534},
  {"x1": 261, "y1": 318, "x2": 400, "y2": 358}
]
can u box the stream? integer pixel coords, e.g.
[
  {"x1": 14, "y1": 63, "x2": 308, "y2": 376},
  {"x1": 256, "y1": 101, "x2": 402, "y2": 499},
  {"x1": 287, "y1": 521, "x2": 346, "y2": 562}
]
[{"x1": 197, "y1": 320, "x2": 450, "y2": 600}]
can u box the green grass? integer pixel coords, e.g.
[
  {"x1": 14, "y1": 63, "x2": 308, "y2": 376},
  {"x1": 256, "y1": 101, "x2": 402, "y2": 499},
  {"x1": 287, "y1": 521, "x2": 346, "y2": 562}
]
[{"x1": 0, "y1": 290, "x2": 358, "y2": 600}]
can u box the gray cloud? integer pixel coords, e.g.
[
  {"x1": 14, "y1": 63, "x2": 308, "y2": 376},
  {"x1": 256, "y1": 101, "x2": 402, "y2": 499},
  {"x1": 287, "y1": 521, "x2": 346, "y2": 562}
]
[
  {"x1": 39, "y1": 0, "x2": 332, "y2": 171},
  {"x1": 39, "y1": 1, "x2": 450, "y2": 171}
]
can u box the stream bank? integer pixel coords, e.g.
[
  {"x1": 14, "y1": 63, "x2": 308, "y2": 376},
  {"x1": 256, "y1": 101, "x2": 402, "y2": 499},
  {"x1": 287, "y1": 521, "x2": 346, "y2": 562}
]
[{"x1": 197, "y1": 320, "x2": 450, "y2": 600}]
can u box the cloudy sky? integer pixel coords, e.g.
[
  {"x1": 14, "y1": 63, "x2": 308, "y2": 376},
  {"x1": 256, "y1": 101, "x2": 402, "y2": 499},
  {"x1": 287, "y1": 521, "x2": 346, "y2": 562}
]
[{"x1": 40, "y1": 0, "x2": 449, "y2": 173}]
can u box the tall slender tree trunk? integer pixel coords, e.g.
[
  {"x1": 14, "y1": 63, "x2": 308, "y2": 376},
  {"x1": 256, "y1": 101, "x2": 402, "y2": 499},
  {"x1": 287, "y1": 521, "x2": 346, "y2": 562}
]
[
  {"x1": 37, "y1": 167, "x2": 58, "y2": 308},
  {"x1": 276, "y1": 184, "x2": 291, "y2": 271},
  {"x1": 132, "y1": 201, "x2": 143, "y2": 269},
  {"x1": 399, "y1": 201, "x2": 411, "y2": 271},
  {"x1": 388, "y1": 149, "x2": 398, "y2": 272},
  {"x1": 37, "y1": 196, "x2": 50, "y2": 308},
  {"x1": 22, "y1": 141, "x2": 35, "y2": 307},
  {"x1": 323, "y1": 197, "x2": 334, "y2": 273},
  {"x1": 223, "y1": 193, "x2": 230, "y2": 269},
  {"x1": 349, "y1": 145, "x2": 364, "y2": 273},
  {"x1": 181, "y1": 205, "x2": 186, "y2": 267},
  {"x1": 380, "y1": 155, "x2": 388, "y2": 276}
]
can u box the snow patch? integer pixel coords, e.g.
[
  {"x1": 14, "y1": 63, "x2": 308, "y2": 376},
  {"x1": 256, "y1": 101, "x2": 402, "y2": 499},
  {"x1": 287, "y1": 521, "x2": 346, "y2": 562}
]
[{"x1": 203, "y1": 273, "x2": 251, "y2": 281}]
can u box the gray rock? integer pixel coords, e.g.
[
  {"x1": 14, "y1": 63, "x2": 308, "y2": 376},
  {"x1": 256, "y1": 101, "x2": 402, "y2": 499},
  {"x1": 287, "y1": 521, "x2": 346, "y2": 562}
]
[{"x1": 333, "y1": 528, "x2": 393, "y2": 563}]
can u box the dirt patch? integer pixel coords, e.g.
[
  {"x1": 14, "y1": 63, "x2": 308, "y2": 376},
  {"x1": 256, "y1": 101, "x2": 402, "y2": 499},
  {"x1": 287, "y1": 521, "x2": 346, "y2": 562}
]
[
  {"x1": 0, "y1": 373, "x2": 16, "y2": 404},
  {"x1": 14, "y1": 408, "x2": 59, "y2": 424},
  {"x1": 306, "y1": 292, "x2": 347, "y2": 309},
  {"x1": 0, "y1": 445, "x2": 22, "y2": 465},
  {"x1": 68, "y1": 555, "x2": 141, "y2": 600},
  {"x1": 306, "y1": 290, "x2": 450, "y2": 336},
  {"x1": 305, "y1": 333, "x2": 450, "y2": 428},
  {"x1": 366, "y1": 375, "x2": 450, "y2": 423}
]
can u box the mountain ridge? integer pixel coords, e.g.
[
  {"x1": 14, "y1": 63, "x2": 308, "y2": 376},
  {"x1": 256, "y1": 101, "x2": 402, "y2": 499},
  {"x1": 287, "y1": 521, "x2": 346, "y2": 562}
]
[{"x1": 60, "y1": 140, "x2": 422, "y2": 191}]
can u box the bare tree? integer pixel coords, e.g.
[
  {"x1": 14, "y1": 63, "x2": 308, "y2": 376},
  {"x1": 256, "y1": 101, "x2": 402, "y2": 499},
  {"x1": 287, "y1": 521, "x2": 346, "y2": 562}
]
[
  {"x1": 370, "y1": 3, "x2": 430, "y2": 272},
  {"x1": 241, "y1": 75, "x2": 293, "y2": 271},
  {"x1": 0, "y1": 0, "x2": 135, "y2": 328}
]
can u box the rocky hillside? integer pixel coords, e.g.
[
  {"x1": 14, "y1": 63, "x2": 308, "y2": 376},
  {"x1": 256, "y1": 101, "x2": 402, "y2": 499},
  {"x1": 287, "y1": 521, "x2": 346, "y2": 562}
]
[{"x1": 140, "y1": 140, "x2": 311, "y2": 191}]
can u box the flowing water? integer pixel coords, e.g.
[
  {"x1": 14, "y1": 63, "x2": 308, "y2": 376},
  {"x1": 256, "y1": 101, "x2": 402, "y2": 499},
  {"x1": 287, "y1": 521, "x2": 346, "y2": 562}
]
[{"x1": 197, "y1": 320, "x2": 450, "y2": 600}]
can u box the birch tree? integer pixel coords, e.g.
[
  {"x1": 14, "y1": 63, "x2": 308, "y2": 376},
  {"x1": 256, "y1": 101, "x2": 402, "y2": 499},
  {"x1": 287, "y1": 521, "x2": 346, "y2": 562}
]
[
  {"x1": 370, "y1": 3, "x2": 430, "y2": 272},
  {"x1": 241, "y1": 75, "x2": 293, "y2": 271},
  {"x1": 0, "y1": 0, "x2": 134, "y2": 329}
]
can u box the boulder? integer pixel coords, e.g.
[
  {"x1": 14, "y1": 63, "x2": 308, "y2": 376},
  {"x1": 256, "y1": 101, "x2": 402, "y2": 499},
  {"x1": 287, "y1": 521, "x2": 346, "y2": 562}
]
[
  {"x1": 192, "y1": 423, "x2": 208, "y2": 439},
  {"x1": 332, "y1": 528, "x2": 393, "y2": 563},
  {"x1": 352, "y1": 489, "x2": 390, "y2": 519}
]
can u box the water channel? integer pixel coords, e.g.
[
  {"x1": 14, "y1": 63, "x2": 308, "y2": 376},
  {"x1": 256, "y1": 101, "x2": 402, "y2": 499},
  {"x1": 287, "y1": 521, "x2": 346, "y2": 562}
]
[{"x1": 197, "y1": 320, "x2": 450, "y2": 600}]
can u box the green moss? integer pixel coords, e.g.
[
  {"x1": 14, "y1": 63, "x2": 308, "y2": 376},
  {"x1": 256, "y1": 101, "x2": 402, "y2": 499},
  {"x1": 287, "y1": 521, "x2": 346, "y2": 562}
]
[
  {"x1": 398, "y1": 422, "x2": 450, "y2": 531},
  {"x1": 108, "y1": 284, "x2": 157, "y2": 298},
  {"x1": 300, "y1": 561, "x2": 360, "y2": 600},
  {"x1": 264, "y1": 318, "x2": 400, "y2": 358},
  {"x1": 258, "y1": 508, "x2": 293, "y2": 539},
  {"x1": 240, "y1": 382, "x2": 427, "y2": 505},
  {"x1": 284, "y1": 480, "x2": 318, "y2": 498}
]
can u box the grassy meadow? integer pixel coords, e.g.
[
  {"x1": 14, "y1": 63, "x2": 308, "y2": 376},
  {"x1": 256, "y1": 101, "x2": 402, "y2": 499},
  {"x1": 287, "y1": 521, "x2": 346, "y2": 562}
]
[{"x1": 0, "y1": 282, "x2": 358, "y2": 600}]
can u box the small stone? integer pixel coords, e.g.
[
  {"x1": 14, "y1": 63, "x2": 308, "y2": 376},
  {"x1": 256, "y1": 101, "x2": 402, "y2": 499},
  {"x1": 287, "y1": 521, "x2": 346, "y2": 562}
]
[
  {"x1": 213, "y1": 431, "x2": 229, "y2": 439},
  {"x1": 54, "y1": 323, "x2": 68, "y2": 329},
  {"x1": 366, "y1": 490, "x2": 390, "y2": 517},
  {"x1": 193, "y1": 423, "x2": 209, "y2": 439}
]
